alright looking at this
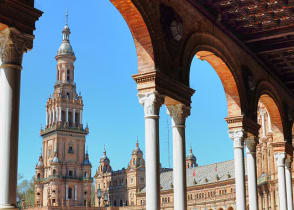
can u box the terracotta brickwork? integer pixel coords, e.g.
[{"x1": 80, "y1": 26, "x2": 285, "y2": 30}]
[{"x1": 29, "y1": 20, "x2": 92, "y2": 209}]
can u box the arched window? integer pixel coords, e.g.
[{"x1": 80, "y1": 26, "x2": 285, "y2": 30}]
[
  {"x1": 120, "y1": 200, "x2": 123, "y2": 206},
  {"x1": 68, "y1": 187, "x2": 72, "y2": 199},
  {"x1": 37, "y1": 173, "x2": 40, "y2": 179},
  {"x1": 53, "y1": 169, "x2": 56, "y2": 175}
]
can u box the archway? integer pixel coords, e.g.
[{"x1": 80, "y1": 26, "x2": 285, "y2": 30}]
[
  {"x1": 195, "y1": 51, "x2": 242, "y2": 117},
  {"x1": 257, "y1": 94, "x2": 284, "y2": 142}
]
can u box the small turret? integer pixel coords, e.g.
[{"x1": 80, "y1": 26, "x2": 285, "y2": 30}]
[
  {"x1": 129, "y1": 138, "x2": 145, "y2": 169},
  {"x1": 186, "y1": 146, "x2": 198, "y2": 168},
  {"x1": 98, "y1": 146, "x2": 112, "y2": 173}
]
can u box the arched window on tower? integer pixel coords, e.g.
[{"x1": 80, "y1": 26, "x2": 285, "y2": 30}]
[
  {"x1": 37, "y1": 173, "x2": 40, "y2": 179},
  {"x1": 67, "y1": 70, "x2": 70, "y2": 81},
  {"x1": 53, "y1": 169, "x2": 56, "y2": 176},
  {"x1": 68, "y1": 187, "x2": 72, "y2": 199}
]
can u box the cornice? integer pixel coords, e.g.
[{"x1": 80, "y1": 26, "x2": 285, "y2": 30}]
[
  {"x1": 225, "y1": 115, "x2": 260, "y2": 137},
  {"x1": 133, "y1": 71, "x2": 195, "y2": 106},
  {"x1": 0, "y1": 0, "x2": 42, "y2": 35}
]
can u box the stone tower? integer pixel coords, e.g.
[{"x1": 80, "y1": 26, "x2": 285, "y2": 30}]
[
  {"x1": 127, "y1": 140, "x2": 145, "y2": 206},
  {"x1": 186, "y1": 146, "x2": 198, "y2": 168},
  {"x1": 35, "y1": 14, "x2": 92, "y2": 208}
]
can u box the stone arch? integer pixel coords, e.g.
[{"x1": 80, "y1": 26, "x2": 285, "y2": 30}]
[
  {"x1": 255, "y1": 81, "x2": 285, "y2": 142},
  {"x1": 109, "y1": 0, "x2": 157, "y2": 73},
  {"x1": 181, "y1": 32, "x2": 245, "y2": 117},
  {"x1": 218, "y1": 208, "x2": 224, "y2": 210},
  {"x1": 227, "y1": 207, "x2": 234, "y2": 210}
]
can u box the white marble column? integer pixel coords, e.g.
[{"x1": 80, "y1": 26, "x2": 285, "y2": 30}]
[
  {"x1": 74, "y1": 185, "x2": 77, "y2": 200},
  {"x1": 139, "y1": 91, "x2": 164, "y2": 210},
  {"x1": 48, "y1": 110, "x2": 51, "y2": 126},
  {"x1": 167, "y1": 104, "x2": 190, "y2": 210},
  {"x1": 52, "y1": 108, "x2": 55, "y2": 124},
  {"x1": 55, "y1": 107, "x2": 59, "y2": 123},
  {"x1": 274, "y1": 152, "x2": 287, "y2": 210},
  {"x1": 245, "y1": 136, "x2": 258, "y2": 210},
  {"x1": 285, "y1": 157, "x2": 293, "y2": 210},
  {"x1": 229, "y1": 129, "x2": 246, "y2": 210},
  {"x1": 46, "y1": 110, "x2": 48, "y2": 126},
  {"x1": 66, "y1": 184, "x2": 68, "y2": 200},
  {"x1": 0, "y1": 28, "x2": 31, "y2": 209},
  {"x1": 66, "y1": 108, "x2": 69, "y2": 122},
  {"x1": 73, "y1": 109, "x2": 76, "y2": 125},
  {"x1": 58, "y1": 107, "x2": 62, "y2": 122}
]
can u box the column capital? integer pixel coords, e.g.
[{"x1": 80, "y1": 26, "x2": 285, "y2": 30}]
[
  {"x1": 274, "y1": 152, "x2": 286, "y2": 167},
  {"x1": 245, "y1": 135, "x2": 258, "y2": 154},
  {"x1": 0, "y1": 27, "x2": 34, "y2": 67},
  {"x1": 166, "y1": 104, "x2": 190, "y2": 126},
  {"x1": 138, "y1": 91, "x2": 164, "y2": 117},
  {"x1": 229, "y1": 129, "x2": 246, "y2": 148}
]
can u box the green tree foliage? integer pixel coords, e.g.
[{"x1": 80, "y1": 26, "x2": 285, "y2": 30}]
[{"x1": 17, "y1": 174, "x2": 35, "y2": 208}]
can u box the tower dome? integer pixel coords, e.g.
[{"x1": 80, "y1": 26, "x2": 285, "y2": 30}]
[
  {"x1": 36, "y1": 155, "x2": 44, "y2": 168},
  {"x1": 83, "y1": 151, "x2": 91, "y2": 166},
  {"x1": 52, "y1": 151, "x2": 59, "y2": 164},
  {"x1": 57, "y1": 11, "x2": 75, "y2": 57},
  {"x1": 132, "y1": 139, "x2": 143, "y2": 155},
  {"x1": 186, "y1": 146, "x2": 198, "y2": 168}
]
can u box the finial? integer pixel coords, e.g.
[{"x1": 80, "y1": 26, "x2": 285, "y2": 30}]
[
  {"x1": 136, "y1": 136, "x2": 139, "y2": 148},
  {"x1": 65, "y1": 9, "x2": 69, "y2": 26},
  {"x1": 86, "y1": 145, "x2": 88, "y2": 154},
  {"x1": 104, "y1": 145, "x2": 106, "y2": 156},
  {"x1": 189, "y1": 144, "x2": 192, "y2": 154}
]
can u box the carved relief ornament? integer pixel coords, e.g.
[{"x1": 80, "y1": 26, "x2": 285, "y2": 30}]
[
  {"x1": 229, "y1": 129, "x2": 246, "y2": 149},
  {"x1": 167, "y1": 104, "x2": 190, "y2": 126},
  {"x1": 274, "y1": 152, "x2": 286, "y2": 167},
  {"x1": 138, "y1": 91, "x2": 164, "y2": 117},
  {"x1": 0, "y1": 27, "x2": 33, "y2": 66}
]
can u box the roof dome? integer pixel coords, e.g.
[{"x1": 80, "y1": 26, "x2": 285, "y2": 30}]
[
  {"x1": 132, "y1": 139, "x2": 143, "y2": 155},
  {"x1": 52, "y1": 152, "x2": 59, "y2": 164},
  {"x1": 56, "y1": 15, "x2": 75, "y2": 57},
  {"x1": 36, "y1": 155, "x2": 44, "y2": 168},
  {"x1": 187, "y1": 147, "x2": 196, "y2": 161},
  {"x1": 100, "y1": 147, "x2": 110, "y2": 164},
  {"x1": 83, "y1": 152, "x2": 91, "y2": 165},
  {"x1": 57, "y1": 41, "x2": 74, "y2": 56},
  {"x1": 52, "y1": 156, "x2": 59, "y2": 163}
]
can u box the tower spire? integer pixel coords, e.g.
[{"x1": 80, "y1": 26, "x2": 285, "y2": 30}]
[
  {"x1": 136, "y1": 136, "x2": 139, "y2": 148},
  {"x1": 65, "y1": 9, "x2": 68, "y2": 26},
  {"x1": 104, "y1": 145, "x2": 106, "y2": 156}
]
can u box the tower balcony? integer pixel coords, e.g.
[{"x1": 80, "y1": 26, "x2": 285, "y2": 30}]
[
  {"x1": 35, "y1": 175, "x2": 93, "y2": 184},
  {"x1": 40, "y1": 122, "x2": 89, "y2": 136}
]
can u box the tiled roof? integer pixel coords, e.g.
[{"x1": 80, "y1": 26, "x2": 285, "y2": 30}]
[{"x1": 141, "y1": 159, "x2": 247, "y2": 193}]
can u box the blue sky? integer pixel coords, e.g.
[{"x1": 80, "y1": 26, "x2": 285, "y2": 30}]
[{"x1": 18, "y1": 0, "x2": 233, "y2": 180}]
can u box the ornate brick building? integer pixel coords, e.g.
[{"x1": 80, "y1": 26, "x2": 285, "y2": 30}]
[
  {"x1": 94, "y1": 102, "x2": 294, "y2": 210},
  {"x1": 32, "y1": 17, "x2": 93, "y2": 209},
  {"x1": 1, "y1": 1, "x2": 294, "y2": 210},
  {"x1": 94, "y1": 141, "x2": 145, "y2": 208}
]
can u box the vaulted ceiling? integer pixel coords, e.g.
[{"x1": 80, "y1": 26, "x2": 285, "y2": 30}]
[{"x1": 189, "y1": 0, "x2": 294, "y2": 95}]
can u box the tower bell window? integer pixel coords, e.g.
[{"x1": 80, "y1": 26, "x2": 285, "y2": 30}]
[{"x1": 68, "y1": 146, "x2": 73, "y2": 154}]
